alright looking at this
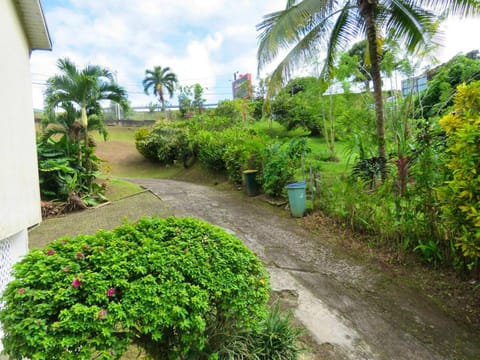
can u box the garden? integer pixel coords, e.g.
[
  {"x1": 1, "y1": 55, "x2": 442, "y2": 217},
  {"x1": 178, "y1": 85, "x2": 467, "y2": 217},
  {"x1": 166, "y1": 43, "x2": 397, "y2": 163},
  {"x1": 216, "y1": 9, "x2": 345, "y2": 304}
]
[
  {"x1": 3, "y1": 1, "x2": 480, "y2": 358},
  {"x1": 132, "y1": 52, "x2": 480, "y2": 278}
]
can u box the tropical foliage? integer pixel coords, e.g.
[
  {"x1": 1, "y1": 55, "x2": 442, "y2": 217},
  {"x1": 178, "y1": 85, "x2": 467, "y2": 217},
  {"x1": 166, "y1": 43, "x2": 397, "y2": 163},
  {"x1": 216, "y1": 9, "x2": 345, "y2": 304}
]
[
  {"x1": 439, "y1": 81, "x2": 480, "y2": 268},
  {"x1": 257, "y1": 0, "x2": 480, "y2": 176},
  {"x1": 142, "y1": 66, "x2": 178, "y2": 113},
  {"x1": 414, "y1": 52, "x2": 480, "y2": 119},
  {"x1": 41, "y1": 58, "x2": 129, "y2": 205},
  {"x1": 0, "y1": 217, "x2": 278, "y2": 359}
]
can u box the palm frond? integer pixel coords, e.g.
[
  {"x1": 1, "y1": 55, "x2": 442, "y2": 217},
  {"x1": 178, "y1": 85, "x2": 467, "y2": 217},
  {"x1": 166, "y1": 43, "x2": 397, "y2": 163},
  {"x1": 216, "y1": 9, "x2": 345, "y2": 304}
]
[
  {"x1": 45, "y1": 57, "x2": 128, "y2": 132},
  {"x1": 257, "y1": 0, "x2": 334, "y2": 72},
  {"x1": 415, "y1": 0, "x2": 480, "y2": 17},
  {"x1": 322, "y1": 3, "x2": 361, "y2": 79},
  {"x1": 384, "y1": 1, "x2": 437, "y2": 52},
  {"x1": 265, "y1": 18, "x2": 331, "y2": 97}
]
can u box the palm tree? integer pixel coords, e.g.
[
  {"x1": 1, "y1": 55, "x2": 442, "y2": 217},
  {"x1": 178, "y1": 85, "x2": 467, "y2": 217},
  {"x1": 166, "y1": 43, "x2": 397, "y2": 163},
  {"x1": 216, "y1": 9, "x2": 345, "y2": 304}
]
[
  {"x1": 142, "y1": 66, "x2": 178, "y2": 113},
  {"x1": 45, "y1": 58, "x2": 129, "y2": 187},
  {"x1": 257, "y1": 0, "x2": 480, "y2": 178},
  {"x1": 42, "y1": 102, "x2": 110, "y2": 157},
  {"x1": 45, "y1": 58, "x2": 129, "y2": 142}
]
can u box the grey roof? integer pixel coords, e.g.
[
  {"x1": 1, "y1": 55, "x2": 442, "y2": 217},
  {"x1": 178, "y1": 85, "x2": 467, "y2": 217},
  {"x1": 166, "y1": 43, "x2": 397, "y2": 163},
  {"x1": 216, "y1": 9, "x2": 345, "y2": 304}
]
[{"x1": 14, "y1": 0, "x2": 52, "y2": 51}]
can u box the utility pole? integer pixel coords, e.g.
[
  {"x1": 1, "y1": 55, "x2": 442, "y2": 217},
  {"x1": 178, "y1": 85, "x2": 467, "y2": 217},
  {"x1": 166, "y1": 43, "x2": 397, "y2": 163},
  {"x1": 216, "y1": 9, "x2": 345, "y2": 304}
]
[{"x1": 113, "y1": 71, "x2": 121, "y2": 121}]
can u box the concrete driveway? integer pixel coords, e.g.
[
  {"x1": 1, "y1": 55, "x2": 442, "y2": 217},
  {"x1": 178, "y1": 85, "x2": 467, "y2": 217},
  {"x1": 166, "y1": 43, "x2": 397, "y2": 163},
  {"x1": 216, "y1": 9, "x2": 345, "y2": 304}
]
[{"x1": 130, "y1": 179, "x2": 480, "y2": 360}]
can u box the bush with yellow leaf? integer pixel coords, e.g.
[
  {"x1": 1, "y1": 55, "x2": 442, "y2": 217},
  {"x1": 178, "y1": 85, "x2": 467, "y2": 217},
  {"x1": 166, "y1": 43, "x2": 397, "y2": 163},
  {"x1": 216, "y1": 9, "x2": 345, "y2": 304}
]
[{"x1": 439, "y1": 81, "x2": 480, "y2": 266}]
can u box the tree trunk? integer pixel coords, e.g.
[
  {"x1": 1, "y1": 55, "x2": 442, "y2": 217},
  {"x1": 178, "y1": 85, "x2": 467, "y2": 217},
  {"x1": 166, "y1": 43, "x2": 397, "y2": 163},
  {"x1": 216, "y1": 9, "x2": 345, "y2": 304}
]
[
  {"x1": 81, "y1": 105, "x2": 91, "y2": 191},
  {"x1": 360, "y1": 0, "x2": 387, "y2": 180},
  {"x1": 158, "y1": 87, "x2": 166, "y2": 113}
]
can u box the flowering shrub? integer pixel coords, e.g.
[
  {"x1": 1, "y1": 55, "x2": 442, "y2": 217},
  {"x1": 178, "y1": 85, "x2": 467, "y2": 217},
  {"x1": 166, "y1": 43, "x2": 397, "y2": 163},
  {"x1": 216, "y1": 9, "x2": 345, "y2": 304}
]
[{"x1": 0, "y1": 217, "x2": 270, "y2": 359}]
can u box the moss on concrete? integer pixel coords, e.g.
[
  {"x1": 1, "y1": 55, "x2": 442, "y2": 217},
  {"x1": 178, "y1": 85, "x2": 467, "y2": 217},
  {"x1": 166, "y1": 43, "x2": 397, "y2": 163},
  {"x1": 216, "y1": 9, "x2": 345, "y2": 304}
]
[{"x1": 29, "y1": 191, "x2": 171, "y2": 249}]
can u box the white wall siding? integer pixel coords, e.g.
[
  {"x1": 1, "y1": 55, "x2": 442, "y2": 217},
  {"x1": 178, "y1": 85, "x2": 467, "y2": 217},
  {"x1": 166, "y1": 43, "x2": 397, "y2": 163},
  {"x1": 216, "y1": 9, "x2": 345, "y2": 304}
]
[
  {"x1": 0, "y1": 229, "x2": 29, "y2": 352},
  {"x1": 0, "y1": 0, "x2": 42, "y2": 240}
]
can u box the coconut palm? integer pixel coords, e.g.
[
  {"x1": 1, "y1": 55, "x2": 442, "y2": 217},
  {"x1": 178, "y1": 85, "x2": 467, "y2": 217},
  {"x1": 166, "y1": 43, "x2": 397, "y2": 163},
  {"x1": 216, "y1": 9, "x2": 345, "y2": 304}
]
[
  {"x1": 257, "y1": 0, "x2": 480, "y2": 178},
  {"x1": 142, "y1": 66, "x2": 178, "y2": 113}
]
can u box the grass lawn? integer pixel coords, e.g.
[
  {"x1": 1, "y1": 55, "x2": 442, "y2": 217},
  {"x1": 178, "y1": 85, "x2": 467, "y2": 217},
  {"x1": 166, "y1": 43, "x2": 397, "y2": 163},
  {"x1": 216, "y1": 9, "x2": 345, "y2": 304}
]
[
  {"x1": 95, "y1": 127, "x2": 170, "y2": 178},
  {"x1": 92, "y1": 125, "x2": 351, "y2": 199},
  {"x1": 101, "y1": 178, "x2": 143, "y2": 201},
  {"x1": 307, "y1": 137, "x2": 350, "y2": 179},
  {"x1": 251, "y1": 119, "x2": 311, "y2": 138}
]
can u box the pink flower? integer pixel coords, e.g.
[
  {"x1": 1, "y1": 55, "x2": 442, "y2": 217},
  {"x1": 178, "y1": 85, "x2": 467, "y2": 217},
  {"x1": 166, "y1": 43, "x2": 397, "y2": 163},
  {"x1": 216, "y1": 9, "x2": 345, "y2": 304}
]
[
  {"x1": 97, "y1": 309, "x2": 107, "y2": 320},
  {"x1": 76, "y1": 252, "x2": 85, "y2": 260},
  {"x1": 62, "y1": 266, "x2": 70, "y2": 272},
  {"x1": 72, "y1": 278, "x2": 81, "y2": 288},
  {"x1": 46, "y1": 249, "x2": 55, "y2": 256},
  {"x1": 106, "y1": 287, "x2": 115, "y2": 297},
  {"x1": 18, "y1": 288, "x2": 25, "y2": 294}
]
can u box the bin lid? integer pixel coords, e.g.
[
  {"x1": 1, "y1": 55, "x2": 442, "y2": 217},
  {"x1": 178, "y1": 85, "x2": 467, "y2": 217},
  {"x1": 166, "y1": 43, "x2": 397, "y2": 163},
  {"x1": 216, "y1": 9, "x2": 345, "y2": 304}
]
[
  {"x1": 243, "y1": 169, "x2": 258, "y2": 174},
  {"x1": 286, "y1": 181, "x2": 306, "y2": 189}
]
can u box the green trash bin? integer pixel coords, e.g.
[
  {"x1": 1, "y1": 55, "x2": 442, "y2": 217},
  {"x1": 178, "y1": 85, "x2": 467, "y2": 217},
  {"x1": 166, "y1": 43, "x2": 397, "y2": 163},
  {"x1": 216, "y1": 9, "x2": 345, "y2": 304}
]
[
  {"x1": 286, "y1": 181, "x2": 306, "y2": 217},
  {"x1": 243, "y1": 170, "x2": 259, "y2": 196}
]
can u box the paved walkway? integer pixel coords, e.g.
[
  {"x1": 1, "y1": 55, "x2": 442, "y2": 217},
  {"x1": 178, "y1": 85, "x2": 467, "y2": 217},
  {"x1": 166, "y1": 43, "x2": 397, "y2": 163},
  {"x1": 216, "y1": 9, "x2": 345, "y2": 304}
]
[{"x1": 129, "y1": 179, "x2": 480, "y2": 360}]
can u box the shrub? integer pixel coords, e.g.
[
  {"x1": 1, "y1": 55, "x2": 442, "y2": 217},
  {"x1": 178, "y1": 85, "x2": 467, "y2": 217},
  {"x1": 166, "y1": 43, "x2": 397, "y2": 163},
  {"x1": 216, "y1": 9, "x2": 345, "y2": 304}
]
[
  {"x1": 37, "y1": 136, "x2": 104, "y2": 204},
  {"x1": 134, "y1": 122, "x2": 192, "y2": 165},
  {"x1": 439, "y1": 81, "x2": 480, "y2": 267},
  {"x1": 222, "y1": 129, "x2": 266, "y2": 184},
  {"x1": 194, "y1": 130, "x2": 228, "y2": 172},
  {"x1": 214, "y1": 99, "x2": 253, "y2": 122},
  {"x1": 134, "y1": 126, "x2": 156, "y2": 160},
  {"x1": 217, "y1": 304, "x2": 304, "y2": 360},
  {"x1": 262, "y1": 138, "x2": 310, "y2": 197},
  {"x1": 0, "y1": 217, "x2": 270, "y2": 359}
]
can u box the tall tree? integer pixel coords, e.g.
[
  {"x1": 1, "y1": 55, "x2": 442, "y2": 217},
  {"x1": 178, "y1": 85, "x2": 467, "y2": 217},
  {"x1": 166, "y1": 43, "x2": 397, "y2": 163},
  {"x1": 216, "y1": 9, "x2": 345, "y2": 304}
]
[
  {"x1": 45, "y1": 58, "x2": 129, "y2": 142},
  {"x1": 192, "y1": 83, "x2": 206, "y2": 114},
  {"x1": 142, "y1": 66, "x2": 178, "y2": 113},
  {"x1": 45, "y1": 58, "x2": 129, "y2": 188},
  {"x1": 257, "y1": 0, "x2": 480, "y2": 178}
]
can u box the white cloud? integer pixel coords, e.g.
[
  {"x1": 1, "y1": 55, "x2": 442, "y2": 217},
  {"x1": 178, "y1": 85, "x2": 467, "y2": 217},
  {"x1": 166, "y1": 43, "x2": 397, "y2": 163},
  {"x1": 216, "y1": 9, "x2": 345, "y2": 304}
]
[
  {"x1": 32, "y1": 1, "x2": 478, "y2": 109},
  {"x1": 32, "y1": 0, "x2": 282, "y2": 108},
  {"x1": 435, "y1": 17, "x2": 480, "y2": 62}
]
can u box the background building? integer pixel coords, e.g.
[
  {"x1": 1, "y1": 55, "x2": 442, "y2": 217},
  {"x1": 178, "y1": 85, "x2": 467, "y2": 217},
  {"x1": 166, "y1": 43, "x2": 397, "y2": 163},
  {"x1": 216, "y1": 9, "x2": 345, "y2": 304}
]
[{"x1": 232, "y1": 73, "x2": 252, "y2": 99}]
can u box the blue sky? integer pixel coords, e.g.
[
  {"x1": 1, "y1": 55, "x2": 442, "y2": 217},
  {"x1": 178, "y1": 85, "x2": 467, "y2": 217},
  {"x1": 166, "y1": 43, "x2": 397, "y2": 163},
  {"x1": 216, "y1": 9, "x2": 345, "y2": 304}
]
[{"x1": 31, "y1": 1, "x2": 480, "y2": 110}]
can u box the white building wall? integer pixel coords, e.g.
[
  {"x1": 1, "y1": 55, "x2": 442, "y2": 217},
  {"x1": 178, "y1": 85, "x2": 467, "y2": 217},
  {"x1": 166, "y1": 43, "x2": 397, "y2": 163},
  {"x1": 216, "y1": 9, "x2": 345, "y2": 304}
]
[
  {"x1": 0, "y1": 1, "x2": 43, "y2": 352},
  {"x1": 0, "y1": 0, "x2": 42, "y2": 240}
]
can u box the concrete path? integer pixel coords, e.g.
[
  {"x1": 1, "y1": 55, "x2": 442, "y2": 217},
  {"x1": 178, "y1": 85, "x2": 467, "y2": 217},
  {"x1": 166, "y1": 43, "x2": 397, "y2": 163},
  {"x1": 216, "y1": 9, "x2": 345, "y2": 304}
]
[{"x1": 131, "y1": 179, "x2": 480, "y2": 360}]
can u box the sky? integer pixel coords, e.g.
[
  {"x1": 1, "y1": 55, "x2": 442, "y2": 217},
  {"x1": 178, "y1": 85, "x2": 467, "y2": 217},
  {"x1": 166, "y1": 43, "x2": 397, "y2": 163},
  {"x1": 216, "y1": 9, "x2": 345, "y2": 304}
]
[{"x1": 30, "y1": 1, "x2": 480, "y2": 110}]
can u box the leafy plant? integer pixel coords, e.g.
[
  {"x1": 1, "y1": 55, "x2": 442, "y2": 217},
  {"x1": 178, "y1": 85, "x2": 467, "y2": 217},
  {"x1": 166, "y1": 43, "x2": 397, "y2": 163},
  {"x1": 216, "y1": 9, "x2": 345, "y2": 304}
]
[
  {"x1": 439, "y1": 81, "x2": 480, "y2": 268},
  {"x1": 134, "y1": 121, "x2": 192, "y2": 165},
  {"x1": 0, "y1": 217, "x2": 270, "y2": 359},
  {"x1": 215, "y1": 99, "x2": 254, "y2": 122},
  {"x1": 217, "y1": 304, "x2": 304, "y2": 360},
  {"x1": 414, "y1": 238, "x2": 443, "y2": 266},
  {"x1": 271, "y1": 77, "x2": 322, "y2": 135},
  {"x1": 350, "y1": 157, "x2": 387, "y2": 189},
  {"x1": 37, "y1": 136, "x2": 104, "y2": 205},
  {"x1": 262, "y1": 138, "x2": 310, "y2": 197}
]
